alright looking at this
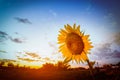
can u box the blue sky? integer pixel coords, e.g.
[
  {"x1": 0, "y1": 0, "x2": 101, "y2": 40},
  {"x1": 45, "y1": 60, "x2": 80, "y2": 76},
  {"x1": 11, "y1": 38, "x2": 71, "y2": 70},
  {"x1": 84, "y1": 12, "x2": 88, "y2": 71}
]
[{"x1": 0, "y1": 0, "x2": 120, "y2": 67}]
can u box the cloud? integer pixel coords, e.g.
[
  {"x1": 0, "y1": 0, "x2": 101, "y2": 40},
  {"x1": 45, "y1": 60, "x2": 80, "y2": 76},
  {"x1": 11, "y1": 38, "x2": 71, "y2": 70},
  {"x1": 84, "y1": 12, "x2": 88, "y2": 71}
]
[
  {"x1": 17, "y1": 57, "x2": 38, "y2": 62},
  {"x1": 16, "y1": 52, "x2": 55, "y2": 63},
  {"x1": 0, "y1": 31, "x2": 9, "y2": 42},
  {"x1": 16, "y1": 52, "x2": 41, "y2": 62},
  {"x1": 25, "y1": 52, "x2": 41, "y2": 59},
  {"x1": 86, "y1": 4, "x2": 92, "y2": 11},
  {"x1": 43, "y1": 57, "x2": 51, "y2": 61},
  {"x1": 112, "y1": 50, "x2": 120, "y2": 58},
  {"x1": 111, "y1": 32, "x2": 120, "y2": 45},
  {"x1": 14, "y1": 32, "x2": 19, "y2": 35},
  {"x1": 0, "y1": 31, "x2": 8, "y2": 36},
  {"x1": 0, "y1": 50, "x2": 7, "y2": 53},
  {"x1": 14, "y1": 17, "x2": 32, "y2": 24},
  {"x1": 48, "y1": 42, "x2": 58, "y2": 55},
  {"x1": 9, "y1": 37, "x2": 25, "y2": 43},
  {"x1": 0, "y1": 59, "x2": 16, "y2": 62},
  {"x1": 43, "y1": 57, "x2": 55, "y2": 62},
  {"x1": 49, "y1": 9, "x2": 57, "y2": 17},
  {"x1": 91, "y1": 31, "x2": 120, "y2": 65},
  {"x1": 96, "y1": 43, "x2": 112, "y2": 55},
  {"x1": 0, "y1": 31, "x2": 26, "y2": 43}
]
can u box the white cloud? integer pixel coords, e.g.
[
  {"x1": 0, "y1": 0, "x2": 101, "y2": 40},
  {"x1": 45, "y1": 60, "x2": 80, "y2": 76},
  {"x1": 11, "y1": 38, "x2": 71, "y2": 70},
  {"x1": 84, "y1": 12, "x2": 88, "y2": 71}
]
[{"x1": 49, "y1": 9, "x2": 57, "y2": 17}]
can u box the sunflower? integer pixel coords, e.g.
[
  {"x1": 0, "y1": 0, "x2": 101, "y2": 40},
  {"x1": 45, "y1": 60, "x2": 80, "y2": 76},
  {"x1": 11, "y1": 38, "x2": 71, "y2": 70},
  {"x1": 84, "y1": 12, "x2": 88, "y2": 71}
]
[{"x1": 58, "y1": 24, "x2": 93, "y2": 63}]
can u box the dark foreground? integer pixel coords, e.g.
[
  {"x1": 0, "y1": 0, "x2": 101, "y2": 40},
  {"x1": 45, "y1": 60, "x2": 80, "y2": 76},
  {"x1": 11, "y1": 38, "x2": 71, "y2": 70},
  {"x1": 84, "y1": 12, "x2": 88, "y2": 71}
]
[{"x1": 0, "y1": 67, "x2": 120, "y2": 80}]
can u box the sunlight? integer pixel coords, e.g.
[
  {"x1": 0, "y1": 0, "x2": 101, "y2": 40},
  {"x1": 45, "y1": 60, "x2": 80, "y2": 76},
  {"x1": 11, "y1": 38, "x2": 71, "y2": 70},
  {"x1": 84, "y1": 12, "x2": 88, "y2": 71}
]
[{"x1": 0, "y1": 0, "x2": 119, "y2": 80}]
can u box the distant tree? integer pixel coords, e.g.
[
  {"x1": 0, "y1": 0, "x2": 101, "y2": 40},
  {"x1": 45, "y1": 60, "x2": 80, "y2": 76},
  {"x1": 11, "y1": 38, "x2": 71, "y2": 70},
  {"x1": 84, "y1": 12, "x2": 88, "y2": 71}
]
[
  {"x1": 41, "y1": 61, "x2": 71, "y2": 71},
  {"x1": 7, "y1": 62, "x2": 14, "y2": 67},
  {"x1": 56, "y1": 61, "x2": 70, "y2": 70},
  {"x1": 103, "y1": 64, "x2": 112, "y2": 71},
  {"x1": 116, "y1": 62, "x2": 120, "y2": 69},
  {"x1": 116, "y1": 62, "x2": 120, "y2": 66},
  {"x1": 16, "y1": 64, "x2": 19, "y2": 68},
  {"x1": 0, "y1": 61, "x2": 5, "y2": 67},
  {"x1": 41, "y1": 63, "x2": 56, "y2": 71}
]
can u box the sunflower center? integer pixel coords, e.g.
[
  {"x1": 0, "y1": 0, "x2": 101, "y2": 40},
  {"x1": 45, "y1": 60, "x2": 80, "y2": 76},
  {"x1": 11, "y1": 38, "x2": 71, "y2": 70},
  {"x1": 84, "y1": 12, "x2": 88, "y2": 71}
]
[{"x1": 66, "y1": 33, "x2": 84, "y2": 55}]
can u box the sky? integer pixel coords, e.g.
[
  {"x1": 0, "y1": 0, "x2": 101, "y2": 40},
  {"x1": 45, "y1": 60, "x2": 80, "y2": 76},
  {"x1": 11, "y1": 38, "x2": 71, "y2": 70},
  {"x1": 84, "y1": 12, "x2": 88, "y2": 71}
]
[{"x1": 0, "y1": 0, "x2": 120, "y2": 68}]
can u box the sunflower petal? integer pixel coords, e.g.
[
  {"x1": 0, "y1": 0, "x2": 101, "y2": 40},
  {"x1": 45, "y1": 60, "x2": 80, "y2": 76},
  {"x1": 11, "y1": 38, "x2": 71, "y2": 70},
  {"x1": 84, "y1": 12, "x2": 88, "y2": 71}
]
[
  {"x1": 64, "y1": 57, "x2": 72, "y2": 63},
  {"x1": 84, "y1": 35, "x2": 90, "y2": 39},
  {"x1": 64, "y1": 24, "x2": 74, "y2": 32},
  {"x1": 73, "y1": 24, "x2": 76, "y2": 30},
  {"x1": 59, "y1": 29, "x2": 67, "y2": 35},
  {"x1": 58, "y1": 24, "x2": 93, "y2": 63}
]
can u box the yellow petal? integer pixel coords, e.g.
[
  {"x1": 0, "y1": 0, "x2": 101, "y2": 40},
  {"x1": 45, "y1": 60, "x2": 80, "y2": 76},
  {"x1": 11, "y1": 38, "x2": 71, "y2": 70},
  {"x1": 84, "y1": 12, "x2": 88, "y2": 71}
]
[
  {"x1": 73, "y1": 24, "x2": 76, "y2": 30},
  {"x1": 58, "y1": 24, "x2": 93, "y2": 63},
  {"x1": 59, "y1": 29, "x2": 67, "y2": 35}
]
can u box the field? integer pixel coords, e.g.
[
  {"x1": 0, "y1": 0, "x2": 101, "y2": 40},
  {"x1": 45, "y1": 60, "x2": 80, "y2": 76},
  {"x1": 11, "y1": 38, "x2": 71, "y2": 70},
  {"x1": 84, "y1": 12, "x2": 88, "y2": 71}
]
[{"x1": 0, "y1": 67, "x2": 120, "y2": 80}]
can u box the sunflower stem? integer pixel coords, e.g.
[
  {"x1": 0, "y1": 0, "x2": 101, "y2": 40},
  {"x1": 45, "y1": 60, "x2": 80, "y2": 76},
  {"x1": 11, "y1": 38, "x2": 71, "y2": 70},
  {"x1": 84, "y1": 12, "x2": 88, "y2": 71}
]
[{"x1": 87, "y1": 59, "x2": 95, "y2": 80}]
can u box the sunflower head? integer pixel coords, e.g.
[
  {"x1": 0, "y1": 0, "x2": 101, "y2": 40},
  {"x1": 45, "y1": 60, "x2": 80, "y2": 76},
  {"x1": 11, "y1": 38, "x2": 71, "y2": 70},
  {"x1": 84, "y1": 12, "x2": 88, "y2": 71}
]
[{"x1": 58, "y1": 24, "x2": 93, "y2": 63}]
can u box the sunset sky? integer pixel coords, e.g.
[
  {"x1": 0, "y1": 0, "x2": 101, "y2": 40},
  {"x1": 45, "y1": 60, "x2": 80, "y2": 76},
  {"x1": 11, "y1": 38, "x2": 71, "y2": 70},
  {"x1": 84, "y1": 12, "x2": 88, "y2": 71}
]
[{"x1": 0, "y1": 0, "x2": 120, "y2": 68}]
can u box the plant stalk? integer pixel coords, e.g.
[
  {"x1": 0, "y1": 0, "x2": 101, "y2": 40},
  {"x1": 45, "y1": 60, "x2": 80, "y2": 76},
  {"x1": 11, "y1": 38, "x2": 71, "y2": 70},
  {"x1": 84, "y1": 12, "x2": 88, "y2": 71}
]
[{"x1": 87, "y1": 59, "x2": 95, "y2": 80}]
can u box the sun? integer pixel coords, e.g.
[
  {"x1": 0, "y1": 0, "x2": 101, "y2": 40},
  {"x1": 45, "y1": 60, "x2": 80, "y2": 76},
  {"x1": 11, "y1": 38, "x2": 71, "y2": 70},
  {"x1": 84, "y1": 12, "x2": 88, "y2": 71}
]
[{"x1": 58, "y1": 24, "x2": 93, "y2": 63}]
